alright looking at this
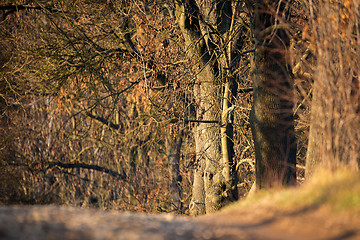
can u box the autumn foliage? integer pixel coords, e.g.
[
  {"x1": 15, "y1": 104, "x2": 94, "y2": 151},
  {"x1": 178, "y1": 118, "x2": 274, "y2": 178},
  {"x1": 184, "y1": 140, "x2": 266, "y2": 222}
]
[{"x1": 0, "y1": 0, "x2": 359, "y2": 214}]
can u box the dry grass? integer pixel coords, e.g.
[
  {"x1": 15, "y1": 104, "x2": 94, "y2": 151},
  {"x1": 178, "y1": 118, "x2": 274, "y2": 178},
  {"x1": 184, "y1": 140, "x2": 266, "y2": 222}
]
[{"x1": 223, "y1": 168, "x2": 360, "y2": 216}]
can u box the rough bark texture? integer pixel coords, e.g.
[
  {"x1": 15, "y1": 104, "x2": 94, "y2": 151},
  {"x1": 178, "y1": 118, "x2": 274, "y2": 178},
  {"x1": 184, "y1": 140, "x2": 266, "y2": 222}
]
[
  {"x1": 175, "y1": 0, "x2": 238, "y2": 215},
  {"x1": 305, "y1": 1, "x2": 360, "y2": 178},
  {"x1": 248, "y1": 0, "x2": 297, "y2": 189}
]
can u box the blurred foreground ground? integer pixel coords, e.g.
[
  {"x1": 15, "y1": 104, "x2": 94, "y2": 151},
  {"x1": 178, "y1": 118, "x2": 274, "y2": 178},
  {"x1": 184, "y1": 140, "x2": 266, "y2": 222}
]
[
  {"x1": 0, "y1": 203, "x2": 359, "y2": 240},
  {"x1": 1, "y1": 171, "x2": 360, "y2": 240}
]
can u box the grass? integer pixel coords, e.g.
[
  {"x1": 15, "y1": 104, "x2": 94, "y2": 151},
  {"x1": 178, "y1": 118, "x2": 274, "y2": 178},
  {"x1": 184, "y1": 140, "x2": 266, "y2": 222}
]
[{"x1": 224, "y1": 169, "x2": 360, "y2": 215}]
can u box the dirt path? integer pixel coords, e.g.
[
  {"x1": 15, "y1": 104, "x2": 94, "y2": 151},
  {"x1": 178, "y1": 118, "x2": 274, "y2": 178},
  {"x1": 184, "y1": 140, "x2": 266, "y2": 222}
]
[
  {"x1": 197, "y1": 204, "x2": 360, "y2": 240},
  {"x1": 0, "y1": 205, "x2": 359, "y2": 240}
]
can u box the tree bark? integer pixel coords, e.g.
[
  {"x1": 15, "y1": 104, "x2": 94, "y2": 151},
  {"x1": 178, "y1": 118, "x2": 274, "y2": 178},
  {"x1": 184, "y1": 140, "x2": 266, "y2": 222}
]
[
  {"x1": 189, "y1": 129, "x2": 206, "y2": 216},
  {"x1": 305, "y1": 76, "x2": 323, "y2": 178},
  {"x1": 305, "y1": 1, "x2": 360, "y2": 178},
  {"x1": 166, "y1": 131, "x2": 183, "y2": 212},
  {"x1": 248, "y1": 0, "x2": 297, "y2": 189},
  {"x1": 175, "y1": 0, "x2": 238, "y2": 214}
]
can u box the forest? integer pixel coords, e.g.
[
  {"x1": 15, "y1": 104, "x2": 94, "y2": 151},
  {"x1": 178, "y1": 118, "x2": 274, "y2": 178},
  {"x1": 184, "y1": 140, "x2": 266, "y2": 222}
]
[{"x1": 0, "y1": 0, "x2": 359, "y2": 217}]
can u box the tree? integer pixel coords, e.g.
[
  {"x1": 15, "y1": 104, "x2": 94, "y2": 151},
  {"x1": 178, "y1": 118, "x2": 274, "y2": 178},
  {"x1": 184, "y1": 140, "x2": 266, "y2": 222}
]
[
  {"x1": 174, "y1": 0, "x2": 245, "y2": 214},
  {"x1": 306, "y1": 0, "x2": 360, "y2": 177},
  {"x1": 247, "y1": 0, "x2": 297, "y2": 189},
  {"x1": 1, "y1": 0, "x2": 306, "y2": 214},
  {"x1": 0, "y1": 0, "x2": 196, "y2": 211}
]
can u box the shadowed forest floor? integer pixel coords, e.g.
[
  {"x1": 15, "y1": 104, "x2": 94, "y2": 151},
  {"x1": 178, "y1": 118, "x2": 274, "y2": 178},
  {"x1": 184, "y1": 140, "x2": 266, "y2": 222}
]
[{"x1": 1, "y1": 171, "x2": 360, "y2": 240}]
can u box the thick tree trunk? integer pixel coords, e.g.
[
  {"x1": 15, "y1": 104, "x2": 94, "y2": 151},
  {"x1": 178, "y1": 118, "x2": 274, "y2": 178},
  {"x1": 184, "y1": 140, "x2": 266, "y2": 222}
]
[
  {"x1": 306, "y1": 1, "x2": 360, "y2": 178},
  {"x1": 175, "y1": 0, "x2": 238, "y2": 214},
  {"x1": 189, "y1": 128, "x2": 206, "y2": 216},
  {"x1": 306, "y1": 68, "x2": 360, "y2": 177},
  {"x1": 195, "y1": 67, "x2": 223, "y2": 214},
  {"x1": 248, "y1": 0, "x2": 297, "y2": 189}
]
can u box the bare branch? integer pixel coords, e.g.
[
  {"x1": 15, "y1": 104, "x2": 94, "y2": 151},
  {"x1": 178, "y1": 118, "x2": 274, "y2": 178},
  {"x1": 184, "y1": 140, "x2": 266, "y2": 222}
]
[
  {"x1": 47, "y1": 162, "x2": 127, "y2": 181},
  {"x1": 85, "y1": 112, "x2": 121, "y2": 131},
  {"x1": 0, "y1": 4, "x2": 67, "y2": 20}
]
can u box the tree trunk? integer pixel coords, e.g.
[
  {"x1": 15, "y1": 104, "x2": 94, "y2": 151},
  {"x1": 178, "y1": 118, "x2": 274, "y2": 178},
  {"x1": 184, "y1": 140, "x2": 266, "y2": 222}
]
[
  {"x1": 305, "y1": 1, "x2": 360, "y2": 178},
  {"x1": 195, "y1": 68, "x2": 223, "y2": 214},
  {"x1": 189, "y1": 128, "x2": 206, "y2": 216},
  {"x1": 248, "y1": 0, "x2": 297, "y2": 189},
  {"x1": 174, "y1": 0, "x2": 238, "y2": 214},
  {"x1": 166, "y1": 131, "x2": 183, "y2": 212},
  {"x1": 305, "y1": 75, "x2": 324, "y2": 178}
]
